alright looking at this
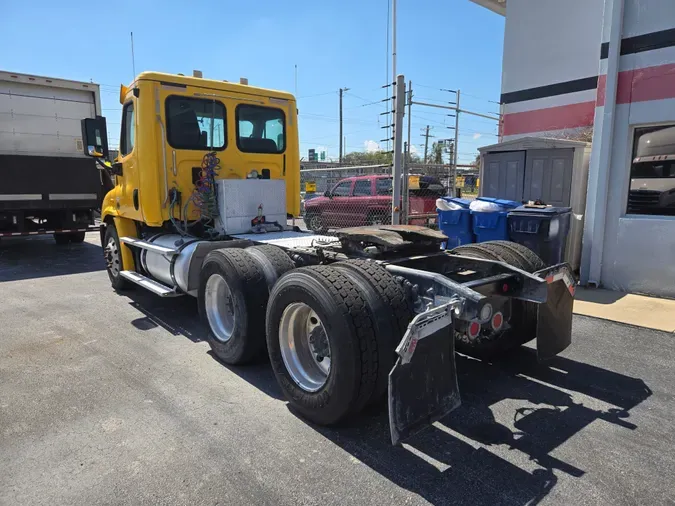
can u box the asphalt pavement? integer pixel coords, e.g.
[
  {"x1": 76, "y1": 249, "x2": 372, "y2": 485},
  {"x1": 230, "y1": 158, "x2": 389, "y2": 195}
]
[{"x1": 1, "y1": 233, "x2": 674, "y2": 505}]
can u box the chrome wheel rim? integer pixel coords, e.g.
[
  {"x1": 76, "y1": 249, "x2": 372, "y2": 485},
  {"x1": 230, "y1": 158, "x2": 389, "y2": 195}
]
[
  {"x1": 279, "y1": 303, "x2": 331, "y2": 392},
  {"x1": 309, "y1": 215, "x2": 322, "y2": 231},
  {"x1": 205, "y1": 274, "x2": 236, "y2": 343},
  {"x1": 104, "y1": 237, "x2": 121, "y2": 277}
]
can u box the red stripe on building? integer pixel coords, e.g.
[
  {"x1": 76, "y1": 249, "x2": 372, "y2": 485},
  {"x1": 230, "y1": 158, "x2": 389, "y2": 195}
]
[
  {"x1": 502, "y1": 101, "x2": 595, "y2": 136},
  {"x1": 598, "y1": 63, "x2": 675, "y2": 106},
  {"x1": 504, "y1": 62, "x2": 675, "y2": 136}
]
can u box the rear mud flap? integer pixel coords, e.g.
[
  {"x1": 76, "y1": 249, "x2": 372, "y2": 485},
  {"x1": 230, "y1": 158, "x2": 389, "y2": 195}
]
[
  {"x1": 388, "y1": 304, "x2": 461, "y2": 445},
  {"x1": 534, "y1": 264, "x2": 576, "y2": 361}
]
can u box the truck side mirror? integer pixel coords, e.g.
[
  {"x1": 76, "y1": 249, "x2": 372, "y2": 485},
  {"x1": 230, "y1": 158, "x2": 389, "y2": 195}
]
[
  {"x1": 81, "y1": 116, "x2": 109, "y2": 159},
  {"x1": 324, "y1": 190, "x2": 332, "y2": 198}
]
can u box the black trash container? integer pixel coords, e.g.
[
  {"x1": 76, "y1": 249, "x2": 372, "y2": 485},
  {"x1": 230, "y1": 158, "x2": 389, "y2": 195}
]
[{"x1": 507, "y1": 205, "x2": 572, "y2": 266}]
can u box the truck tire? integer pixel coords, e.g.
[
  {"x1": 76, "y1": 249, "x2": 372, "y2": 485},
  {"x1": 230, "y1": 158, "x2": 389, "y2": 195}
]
[
  {"x1": 266, "y1": 266, "x2": 379, "y2": 425},
  {"x1": 245, "y1": 245, "x2": 295, "y2": 290},
  {"x1": 199, "y1": 248, "x2": 268, "y2": 365},
  {"x1": 485, "y1": 240, "x2": 546, "y2": 271},
  {"x1": 449, "y1": 242, "x2": 539, "y2": 356},
  {"x1": 54, "y1": 233, "x2": 70, "y2": 245},
  {"x1": 305, "y1": 213, "x2": 326, "y2": 233},
  {"x1": 103, "y1": 224, "x2": 131, "y2": 291},
  {"x1": 333, "y1": 259, "x2": 413, "y2": 402},
  {"x1": 69, "y1": 231, "x2": 86, "y2": 243}
]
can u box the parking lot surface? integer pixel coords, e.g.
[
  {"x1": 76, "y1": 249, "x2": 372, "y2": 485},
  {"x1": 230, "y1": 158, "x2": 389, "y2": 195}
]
[{"x1": 1, "y1": 233, "x2": 674, "y2": 505}]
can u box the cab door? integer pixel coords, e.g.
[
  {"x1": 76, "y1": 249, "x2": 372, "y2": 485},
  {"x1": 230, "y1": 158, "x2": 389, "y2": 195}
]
[{"x1": 117, "y1": 99, "x2": 142, "y2": 220}]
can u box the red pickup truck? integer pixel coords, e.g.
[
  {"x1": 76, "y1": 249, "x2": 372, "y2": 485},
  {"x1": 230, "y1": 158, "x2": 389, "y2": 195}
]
[{"x1": 303, "y1": 174, "x2": 444, "y2": 232}]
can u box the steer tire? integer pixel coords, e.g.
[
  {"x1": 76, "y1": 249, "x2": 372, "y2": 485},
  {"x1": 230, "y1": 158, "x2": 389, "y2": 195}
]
[
  {"x1": 449, "y1": 242, "x2": 539, "y2": 356},
  {"x1": 245, "y1": 245, "x2": 295, "y2": 290},
  {"x1": 103, "y1": 224, "x2": 131, "y2": 291},
  {"x1": 334, "y1": 259, "x2": 413, "y2": 403},
  {"x1": 266, "y1": 266, "x2": 379, "y2": 425},
  {"x1": 199, "y1": 248, "x2": 268, "y2": 365}
]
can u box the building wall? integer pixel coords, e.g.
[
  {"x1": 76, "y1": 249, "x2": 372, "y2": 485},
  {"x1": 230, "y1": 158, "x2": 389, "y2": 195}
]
[
  {"x1": 496, "y1": 0, "x2": 675, "y2": 295},
  {"x1": 500, "y1": 0, "x2": 604, "y2": 140},
  {"x1": 581, "y1": 0, "x2": 675, "y2": 296}
]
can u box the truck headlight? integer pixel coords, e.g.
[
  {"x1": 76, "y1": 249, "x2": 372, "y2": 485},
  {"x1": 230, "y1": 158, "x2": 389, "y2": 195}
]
[{"x1": 247, "y1": 170, "x2": 259, "y2": 179}]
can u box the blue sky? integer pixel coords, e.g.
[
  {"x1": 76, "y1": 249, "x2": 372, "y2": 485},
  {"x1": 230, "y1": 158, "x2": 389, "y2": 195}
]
[{"x1": 1, "y1": 0, "x2": 504, "y2": 163}]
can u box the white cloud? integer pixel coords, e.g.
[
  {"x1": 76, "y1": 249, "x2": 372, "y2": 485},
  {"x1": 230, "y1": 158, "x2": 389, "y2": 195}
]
[
  {"x1": 472, "y1": 133, "x2": 482, "y2": 140},
  {"x1": 409, "y1": 144, "x2": 419, "y2": 155},
  {"x1": 364, "y1": 140, "x2": 380, "y2": 152}
]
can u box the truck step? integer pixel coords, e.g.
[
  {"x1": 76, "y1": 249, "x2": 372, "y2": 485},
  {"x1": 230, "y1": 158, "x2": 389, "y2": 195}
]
[
  {"x1": 119, "y1": 271, "x2": 182, "y2": 297},
  {"x1": 120, "y1": 237, "x2": 178, "y2": 256}
]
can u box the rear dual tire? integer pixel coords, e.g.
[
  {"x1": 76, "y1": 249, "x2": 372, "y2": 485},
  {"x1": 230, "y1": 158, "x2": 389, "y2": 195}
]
[
  {"x1": 267, "y1": 265, "x2": 401, "y2": 425},
  {"x1": 199, "y1": 245, "x2": 295, "y2": 365}
]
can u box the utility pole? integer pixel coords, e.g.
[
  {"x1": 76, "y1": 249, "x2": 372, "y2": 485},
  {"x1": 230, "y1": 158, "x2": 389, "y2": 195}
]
[
  {"x1": 423, "y1": 125, "x2": 432, "y2": 164},
  {"x1": 391, "y1": 75, "x2": 405, "y2": 225},
  {"x1": 339, "y1": 87, "x2": 350, "y2": 163},
  {"x1": 402, "y1": 80, "x2": 412, "y2": 224},
  {"x1": 452, "y1": 90, "x2": 460, "y2": 196}
]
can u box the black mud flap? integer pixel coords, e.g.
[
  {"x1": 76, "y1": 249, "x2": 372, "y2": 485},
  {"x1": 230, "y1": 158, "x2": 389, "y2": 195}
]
[
  {"x1": 534, "y1": 264, "x2": 576, "y2": 361},
  {"x1": 388, "y1": 304, "x2": 461, "y2": 445}
]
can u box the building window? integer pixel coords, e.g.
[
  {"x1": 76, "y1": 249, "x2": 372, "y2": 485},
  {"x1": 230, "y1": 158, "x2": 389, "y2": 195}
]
[
  {"x1": 120, "y1": 102, "x2": 134, "y2": 156},
  {"x1": 627, "y1": 124, "x2": 675, "y2": 216},
  {"x1": 166, "y1": 97, "x2": 226, "y2": 150},
  {"x1": 236, "y1": 105, "x2": 286, "y2": 154}
]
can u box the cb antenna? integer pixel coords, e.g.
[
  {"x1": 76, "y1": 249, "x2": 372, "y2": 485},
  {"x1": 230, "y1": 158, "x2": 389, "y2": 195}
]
[{"x1": 130, "y1": 32, "x2": 137, "y2": 80}]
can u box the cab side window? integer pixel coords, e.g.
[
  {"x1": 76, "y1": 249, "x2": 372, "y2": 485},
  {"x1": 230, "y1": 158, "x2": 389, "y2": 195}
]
[{"x1": 120, "y1": 102, "x2": 135, "y2": 156}]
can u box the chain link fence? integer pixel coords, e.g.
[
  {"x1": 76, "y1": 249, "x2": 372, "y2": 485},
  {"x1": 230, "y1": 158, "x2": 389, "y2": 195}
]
[{"x1": 297, "y1": 162, "x2": 449, "y2": 233}]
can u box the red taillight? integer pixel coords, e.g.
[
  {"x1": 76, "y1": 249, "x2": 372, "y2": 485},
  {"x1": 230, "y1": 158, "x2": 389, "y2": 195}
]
[
  {"x1": 491, "y1": 312, "x2": 504, "y2": 331},
  {"x1": 468, "y1": 321, "x2": 481, "y2": 338}
]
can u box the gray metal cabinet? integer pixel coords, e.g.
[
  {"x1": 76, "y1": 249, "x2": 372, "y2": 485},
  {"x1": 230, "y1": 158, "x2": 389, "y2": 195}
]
[
  {"x1": 482, "y1": 151, "x2": 526, "y2": 201},
  {"x1": 478, "y1": 137, "x2": 591, "y2": 270},
  {"x1": 523, "y1": 148, "x2": 574, "y2": 206}
]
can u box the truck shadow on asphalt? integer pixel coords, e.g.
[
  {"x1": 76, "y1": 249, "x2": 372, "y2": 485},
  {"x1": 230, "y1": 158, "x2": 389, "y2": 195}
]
[
  {"x1": 124, "y1": 289, "x2": 286, "y2": 401},
  {"x1": 305, "y1": 349, "x2": 652, "y2": 505},
  {"x1": 121, "y1": 291, "x2": 652, "y2": 505},
  {"x1": 0, "y1": 235, "x2": 104, "y2": 282}
]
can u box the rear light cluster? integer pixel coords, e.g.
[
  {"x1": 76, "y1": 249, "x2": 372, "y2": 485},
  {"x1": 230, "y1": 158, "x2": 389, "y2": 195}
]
[{"x1": 466, "y1": 311, "x2": 504, "y2": 338}]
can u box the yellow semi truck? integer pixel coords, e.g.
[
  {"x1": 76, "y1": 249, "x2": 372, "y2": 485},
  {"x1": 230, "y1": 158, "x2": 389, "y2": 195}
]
[{"x1": 82, "y1": 71, "x2": 576, "y2": 444}]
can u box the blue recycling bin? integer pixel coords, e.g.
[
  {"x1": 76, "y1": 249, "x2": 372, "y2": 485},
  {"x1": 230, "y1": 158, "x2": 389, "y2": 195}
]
[
  {"x1": 508, "y1": 205, "x2": 572, "y2": 266},
  {"x1": 437, "y1": 197, "x2": 473, "y2": 249},
  {"x1": 471, "y1": 197, "x2": 521, "y2": 243}
]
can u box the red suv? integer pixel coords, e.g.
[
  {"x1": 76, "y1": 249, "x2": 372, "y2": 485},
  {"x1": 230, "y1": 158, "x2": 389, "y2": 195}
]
[{"x1": 303, "y1": 174, "x2": 444, "y2": 232}]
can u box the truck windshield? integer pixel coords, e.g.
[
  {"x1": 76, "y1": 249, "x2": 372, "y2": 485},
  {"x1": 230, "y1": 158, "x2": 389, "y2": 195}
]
[{"x1": 236, "y1": 105, "x2": 285, "y2": 154}]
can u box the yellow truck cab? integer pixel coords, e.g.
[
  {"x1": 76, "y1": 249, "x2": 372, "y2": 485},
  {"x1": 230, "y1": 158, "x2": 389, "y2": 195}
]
[{"x1": 82, "y1": 71, "x2": 300, "y2": 290}]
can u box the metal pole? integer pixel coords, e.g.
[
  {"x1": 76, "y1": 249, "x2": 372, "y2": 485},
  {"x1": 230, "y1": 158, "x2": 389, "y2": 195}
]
[
  {"x1": 402, "y1": 81, "x2": 411, "y2": 223},
  {"x1": 391, "y1": 75, "x2": 405, "y2": 225},
  {"x1": 392, "y1": 0, "x2": 397, "y2": 87},
  {"x1": 339, "y1": 88, "x2": 343, "y2": 163},
  {"x1": 423, "y1": 125, "x2": 430, "y2": 164},
  {"x1": 452, "y1": 90, "x2": 460, "y2": 197},
  {"x1": 339, "y1": 88, "x2": 349, "y2": 162}
]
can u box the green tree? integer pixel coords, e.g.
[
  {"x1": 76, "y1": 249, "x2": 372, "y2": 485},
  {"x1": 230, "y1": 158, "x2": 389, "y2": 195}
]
[
  {"x1": 343, "y1": 150, "x2": 393, "y2": 165},
  {"x1": 429, "y1": 142, "x2": 444, "y2": 164}
]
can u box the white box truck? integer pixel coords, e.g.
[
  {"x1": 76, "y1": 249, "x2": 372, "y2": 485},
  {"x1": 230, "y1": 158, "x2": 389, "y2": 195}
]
[{"x1": 0, "y1": 70, "x2": 106, "y2": 243}]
